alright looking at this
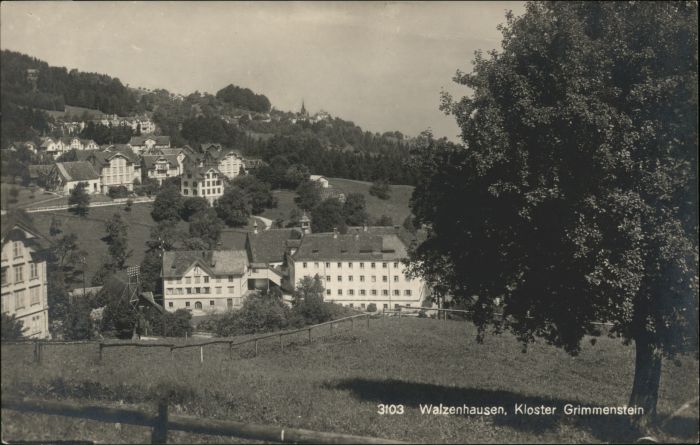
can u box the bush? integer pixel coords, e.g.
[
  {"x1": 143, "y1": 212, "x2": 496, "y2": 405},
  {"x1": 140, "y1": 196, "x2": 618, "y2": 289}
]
[
  {"x1": 366, "y1": 303, "x2": 377, "y2": 313},
  {"x1": 369, "y1": 180, "x2": 390, "y2": 200},
  {"x1": 1, "y1": 313, "x2": 26, "y2": 340},
  {"x1": 214, "y1": 292, "x2": 290, "y2": 337},
  {"x1": 108, "y1": 185, "x2": 130, "y2": 199},
  {"x1": 63, "y1": 300, "x2": 95, "y2": 340},
  {"x1": 143, "y1": 307, "x2": 193, "y2": 337}
]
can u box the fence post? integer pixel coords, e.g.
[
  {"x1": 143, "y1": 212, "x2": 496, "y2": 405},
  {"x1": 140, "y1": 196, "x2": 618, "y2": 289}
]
[
  {"x1": 279, "y1": 334, "x2": 283, "y2": 352},
  {"x1": 200, "y1": 346, "x2": 203, "y2": 364},
  {"x1": 98, "y1": 343, "x2": 103, "y2": 364},
  {"x1": 308, "y1": 327, "x2": 311, "y2": 342},
  {"x1": 170, "y1": 347, "x2": 174, "y2": 361},
  {"x1": 254, "y1": 339, "x2": 258, "y2": 357},
  {"x1": 33, "y1": 340, "x2": 38, "y2": 364},
  {"x1": 151, "y1": 399, "x2": 169, "y2": 444}
]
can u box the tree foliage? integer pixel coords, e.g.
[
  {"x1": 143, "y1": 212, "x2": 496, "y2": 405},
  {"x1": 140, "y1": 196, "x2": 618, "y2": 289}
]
[
  {"x1": 409, "y1": 2, "x2": 698, "y2": 422},
  {"x1": 343, "y1": 193, "x2": 369, "y2": 226},
  {"x1": 310, "y1": 198, "x2": 347, "y2": 234},
  {"x1": 68, "y1": 182, "x2": 90, "y2": 216},
  {"x1": 151, "y1": 183, "x2": 183, "y2": 222},
  {"x1": 294, "y1": 180, "x2": 322, "y2": 211},
  {"x1": 215, "y1": 186, "x2": 251, "y2": 227},
  {"x1": 232, "y1": 175, "x2": 276, "y2": 214},
  {"x1": 1, "y1": 313, "x2": 26, "y2": 340},
  {"x1": 215, "y1": 84, "x2": 271, "y2": 112}
]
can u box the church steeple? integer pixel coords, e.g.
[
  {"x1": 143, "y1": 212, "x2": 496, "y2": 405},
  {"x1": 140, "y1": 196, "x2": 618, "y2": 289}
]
[{"x1": 300, "y1": 100, "x2": 308, "y2": 117}]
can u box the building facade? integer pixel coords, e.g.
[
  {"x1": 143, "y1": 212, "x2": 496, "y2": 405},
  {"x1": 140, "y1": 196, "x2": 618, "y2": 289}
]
[
  {"x1": 1, "y1": 214, "x2": 50, "y2": 338},
  {"x1": 77, "y1": 149, "x2": 139, "y2": 194},
  {"x1": 289, "y1": 230, "x2": 427, "y2": 310},
  {"x1": 51, "y1": 161, "x2": 101, "y2": 194},
  {"x1": 181, "y1": 164, "x2": 225, "y2": 204},
  {"x1": 128, "y1": 135, "x2": 171, "y2": 155},
  {"x1": 142, "y1": 154, "x2": 181, "y2": 184}
]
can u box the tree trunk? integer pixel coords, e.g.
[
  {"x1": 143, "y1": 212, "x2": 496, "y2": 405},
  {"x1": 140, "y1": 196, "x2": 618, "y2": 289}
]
[{"x1": 629, "y1": 334, "x2": 663, "y2": 430}]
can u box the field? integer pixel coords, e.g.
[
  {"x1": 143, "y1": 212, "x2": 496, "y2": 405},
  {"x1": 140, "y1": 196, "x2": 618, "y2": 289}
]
[
  {"x1": 1, "y1": 317, "x2": 697, "y2": 443},
  {"x1": 258, "y1": 178, "x2": 414, "y2": 227},
  {"x1": 41, "y1": 105, "x2": 105, "y2": 119},
  {"x1": 329, "y1": 178, "x2": 414, "y2": 225}
]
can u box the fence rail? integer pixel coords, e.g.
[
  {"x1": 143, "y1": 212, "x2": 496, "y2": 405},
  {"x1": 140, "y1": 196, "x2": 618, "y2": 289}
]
[
  {"x1": 2, "y1": 313, "x2": 375, "y2": 364},
  {"x1": 1, "y1": 396, "x2": 404, "y2": 444}
]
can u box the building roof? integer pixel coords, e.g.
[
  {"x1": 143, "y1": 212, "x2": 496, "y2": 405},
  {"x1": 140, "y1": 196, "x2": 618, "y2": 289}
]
[
  {"x1": 247, "y1": 229, "x2": 302, "y2": 264},
  {"x1": 346, "y1": 225, "x2": 426, "y2": 249},
  {"x1": 27, "y1": 164, "x2": 53, "y2": 179},
  {"x1": 183, "y1": 164, "x2": 223, "y2": 180},
  {"x1": 76, "y1": 148, "x2": 138, "y2": 167},
  {"x1": 142, "y1": 154, "x2": 179, "y2": 170},
  {"x1": 40, "y1": 137, "x2": 57, "y2": 148},
  {"x1": 0, "y1": 211, "x2": 50, "y2": 253},
  {"x1": 292, "y1": 231, "x2": 408, "y2": 262},
  {"x1": 309, "y1": 175, "x2": 327, "y2": 181},
  {"x1": 129, "y1": 135, "x2": 171, "y2": 146},
  {"x1": 162, "y1": 250, "x2": 248, "y2": 278},
  {"x1": 218, "y1": 229, "x2": 248, "y2": 251},
  {"x1": 158, "y1": 148, "x2": 186, "y2": 156},
  {"x1": 55, "y1": 161, "x2": 100, "y2": 182}
]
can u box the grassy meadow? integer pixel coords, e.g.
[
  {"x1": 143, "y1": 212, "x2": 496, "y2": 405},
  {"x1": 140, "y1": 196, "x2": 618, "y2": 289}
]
[
  {"x1": 328, "y1": 178, "x2": 414, "y2": 225},
  {"x1": 1, "y1": 317, "x2": 697, "y2": 443}
]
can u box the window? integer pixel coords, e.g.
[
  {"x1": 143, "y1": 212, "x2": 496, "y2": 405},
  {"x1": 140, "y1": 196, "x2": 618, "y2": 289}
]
[
  {"x1": 326, "y1": 276, "x2": 331, "y2": 281},
  {"x1": 337, "y1": 276, "x2": 342, "y2": 282},
  {"x1": 337, "y1": 262, "x2": 342, "y2": 268},
  {"x1": 349, "y1": 303, "x2": 354, "y2": 308},
  {"x1": 360, "y1": 276, "x2": 365, "y2": 282},
  {"x1": 185, "y1": 277, "x2": 191, "y2": 284},
  {"x1": 349, "y1": 290, "x2": 354, "y2": 296},
  {"x1": 348, "y1": 276, "x2": 353, "y2": 282},
  {"x1": 228, "y1": 286, "x2": 234, "y2": 293},
  {"x1": 204, "y1": 276, "x2": 209, "y2": 283},
  {"x1": 371, "y1": 290, "x2": 377, "y2": 296},
  {"x1": 325, "y1": 262, "x2": 330, "y2": 268},
  {"x1": 14, "y1": 265, "x2": 23, "y2": 283},
  {"x1": 314, "y1": 262, "x2": 319, "y2": 268},
  {"x1": 382, "y1": 290, "x2": 389, "y2": 296},
  {"x1": 30, "y1": 263, "x2": 38, "y2": 280},
  {"x1": 210, "y1": 300, "x2": 215, "y2": 306},
  {"x1": 395, "y1": 304, "x2": 400, "y2": 309},
  {"x1": 382, "y1": 262, "x2": 388, "y2": 268},
  {"x1": 361, "y1": 303, "x2": 366, "y2": 309},
  {"x1": 405, "y1": 290, "x2": 412, "y2": 296},
  {"x1": 303, "y1": 262, "x2": 307, "y2": 268},
  {"x1": 394, "y1": 276, "x2": 399, "y2": 282},
  {"x1": 394, "y1": 262, "x2": 399, "y2": 268},
  {"x1": 13, "y1": 242, "x2": 21, "y2": 258},
  {"x1": 177, "y1": 289, "x2": 184, "y2": 295},
  {"x1": 337, "y1": 289, "x2": 343, "y2": 295},
  {"x1": 393, "y1": 290, "x2": 400, "y2": 296},
  {"x1": 383, "y1": 304, "x2": 388, "y2": 309},
  {"x1": 186, "y1": 287, "x2": 192, "y2": 294},
  {"x1": 360, "y1": 262, "x2": 364, "y2": 268},
  {"x1": 30, "y1": 286, "x2": 40, "y2": 305},
  {"x1": 360, "y1": 289, "x2": 366, "y2": 296},
  {"x1": 168, "y1": 302, "x2": 174, "y2": 308},
  {"x1": 382, "y1": 276, "x2": 388, "y2": 282},
  {"x1": 227, "y1": 298, "x2": 233, "y2": 308},
  {"x1": 371, "y1": 276, "x2": 376, "y2": 282},
  {"x1": 371, "y1": 262, "x2": 376, "y2": 268},
  {"x1": 15, "y1": 290, "x2": 25, "y2": 310},
  {"x1": 166, "y1": 288, "x2": 173, "y2": 295},
  {"x1": 204, "y1": 287, "x2": 210, "y2": 294},
  {"x1": 326, "y1": 289, "x2": 331, "y2": 295},
  {"x1": 1, "y1": 268, "x2": 7, "y2": 286},
  {"x1": 195, "y1": 301, "x2": 202, "y2": 309},
  {"x1": 228, "y1": 275, "x2": 234, "y2": 282},
  {"x1": 348, "y1": 262, "x2": 353, "y2": 268}
]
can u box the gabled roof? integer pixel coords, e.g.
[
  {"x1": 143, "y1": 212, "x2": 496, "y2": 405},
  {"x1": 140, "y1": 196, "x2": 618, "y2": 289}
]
[
  {"x1": 76, "y1": 149, "x2": 137, "y2": 168},
  {"x1": 292, "y1": 232, "x2": 407, "y2": 262},
  {"x1": 129, "y1": 135, "x2": 171, "y2": 146},
  {"x1": 55, "y1": 161, "x2": 100, "y2": 182},
  {"x1": 218, "y1": 229, "x2": 248, "y2": 251},
  {"x1": 309, "y1": 175, "x2": 327, "y2": 181},
  {"x1": 28, "y1": 164, "x2": 53, "y2": 179},
  {"x1": 40, "y1": 137, "x2": 58, "y2": 148},
  {"x1": 142, "y1": 154, "x2": 179, "y2": 170},
  {"x1": 183, "y1": 164, "x2": 223, "y2": 179},
  {"x1": 1, "y1": 211, "x2": 50, "y2": 251},
  {"x1": 158, "y1": 148, "x2": 186, "y2": 156},
  {"x1": 162, "y1": 250, "x2": 248, "y2": 278},
  {"x1": 247, "y1": 229, "x2": 302, "y2": 264}
]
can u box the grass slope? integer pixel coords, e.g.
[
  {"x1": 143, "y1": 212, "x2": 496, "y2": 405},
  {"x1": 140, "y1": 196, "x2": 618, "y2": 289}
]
[
  {"x1": 1, "y1": 318, "x2": 697, "y2": 443},
  {"x1": 329, "y1": 178, "x2": 414, "y2": 225}
]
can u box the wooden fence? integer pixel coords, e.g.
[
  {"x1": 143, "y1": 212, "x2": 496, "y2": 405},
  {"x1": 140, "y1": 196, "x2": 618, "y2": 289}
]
[
  {"x1": 2, "y1": 313, "x2": 375, "y2": 365},
  {"x1": 1, "y1": 396, "x2": 405, "y2": 444}
]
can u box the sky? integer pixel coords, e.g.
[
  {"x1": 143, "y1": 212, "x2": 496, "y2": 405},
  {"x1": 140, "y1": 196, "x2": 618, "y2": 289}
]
[{"x1": 1, "y1": 1, "x2": 525, "y2": 140}]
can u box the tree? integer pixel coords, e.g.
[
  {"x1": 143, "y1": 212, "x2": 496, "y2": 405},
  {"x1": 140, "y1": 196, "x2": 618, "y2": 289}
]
[
  {"x1": 310, "y1": 198, "x2": 346, "y2": 234},
  {"x1": 1, "y1": 313, "x2": 26, "y2": 340},
  {"x1": 374, "y1": 215, "x2": 393, "y2": 226},
  {"x1": 140, "y1": 249, "x2": 163, "y2": 294},
  {"x1": 283, "y1": 163, "x2": 310, "y2": 189},
  {"x1": 179, "y1": 197, "x2": 209, "y2": 222},
  {"x1": 62, "y1": 299, "x2": 95, "y2": 340},
  {"x1": 103, "y1": 212, "x2": 131, "y2": 271},
  {"x1": 49, "y1": 216, "x2": 63, "y2": 238},
  {"x1": 295, "y1": 180, "x2": 322, "y2": 211},
  {"x1": 215, "y1": 186, "x2": 251, "y2": 227},
  {"x1": 107, "y1": 185, "x2": 129, "y2": 199},
  {"x1": 342, "y1": 193, "x2": 369, "y2": 226},
  {"x1": 189, "y1": 209, "x2": 223, "y2": 249},
  {"x1": 409, "y1": 2, "x2": 698, "y2": 428},
  {"x1": 232, "y1": 175, "x2": 276, "y2": 214},
  {"x1": 291, "y1": 275, "x2": 332, "y2": 325},
  {"x1": 124, "y1": 198, "x2": 133, "y2": 212},
  {"x1": 151, "y1": 184, "x2": 183, "y2": 222},
  {"x1": 68, "y1": 182, "x2": 90, "y2": 216},
  {"x1": 369, "y1": 180, "x2": 390, "y2": 200},
  {"x1": 101, "y1": 295, "x2": 137, "y2": 339},
  {"x1": 402, "y1": 215, "x2": 417, "y2": 234}
]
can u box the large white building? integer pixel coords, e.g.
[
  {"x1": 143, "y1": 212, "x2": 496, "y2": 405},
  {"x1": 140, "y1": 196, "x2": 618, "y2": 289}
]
[
  {"x1": 1, "y1": 212, "x2": 51, "y2": 338},
  {"x1": 77, "y1": 148, "x2": 140, "y2": 194},
  {"x1": 181, "y1": 163, "x2": 225, "y2": 205},
  {"x1": 289, "y1": 227, "x2": 427, "y2": 311}
]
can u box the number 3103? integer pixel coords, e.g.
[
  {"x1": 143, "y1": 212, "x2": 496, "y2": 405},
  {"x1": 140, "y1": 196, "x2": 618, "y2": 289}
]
[{"x1": 377, "y1": 404, "x2": 404, "y2": 415}]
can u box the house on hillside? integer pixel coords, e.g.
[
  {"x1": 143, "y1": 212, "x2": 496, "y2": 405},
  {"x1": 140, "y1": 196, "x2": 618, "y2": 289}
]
[
  {"x1": 319, "y1": 187, "x2": 345, "y2": 203},
  {"x1": 61, "y1": 138, "x2": 99, "y2": 152},
  {"x1": 49, "y1": 161, "x2": 101, "y2": 194},
  {"x1": 141, "y1": 154, "x2": 181, "y2": 184},
  {"x1": 76, "y1": 148, "x2": 139, "y2": 194},
  {"x1": 7, "y1": 141, "x2": 38, "y2": 153},
  {"x1": 309, "y1": 175, "x2": 329, "y2": 188},
  {"x1": 1, "y1": 211, "x2": 51, "y2": 338},
  {"x1": 128, "y1": 135, "x2": 171, "y2": 155},
  {"x1": 180, "y1": 162, "x2": 225, "y2": 204},
  {"x1": 288, "y1": 226, "x2": 427, "y2": 311},
  {"x1": 242, "y1": 158, "x2": 265, "y2": 173},
  {"x1": 39, "y1": 137, "x2": 66, "y2": 159},
  {"x1": 161, "y1": 250, "x2": 252, "y2": 314}
]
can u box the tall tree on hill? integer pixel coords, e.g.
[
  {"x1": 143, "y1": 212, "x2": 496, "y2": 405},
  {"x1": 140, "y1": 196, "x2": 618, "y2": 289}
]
[
  {"x1": 343, "y1": 193, "x2": 369, "y2": 226},
  {"x1": 189, "y1": 209, "x2": 224, "y2": 249},
  {"x1": 215, "y1": 186, "x2": 251, "y2": 227},
  {"x1": 295, "y1": 180, "x2": 322, "y2": 211},
  {"x1": 68, "y1": 182, "x2": 90, "y2": 217},
  {"x1": 408, "y1": 2, "x2": 698, "y2": 429},
  {"x1": 103, "y1": 212, "x2": 131, "y2": 271},
  {"x1": 151, "y1": 183, "x2": 183, "y2": 223},
  {"x1": 232, "y1": 175, "x2": 276, "y2": 214},
  {"x1": 310, "y1": 198, "x2": 347, "y2": 234}
]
